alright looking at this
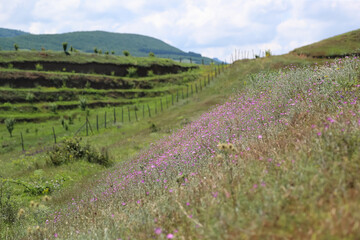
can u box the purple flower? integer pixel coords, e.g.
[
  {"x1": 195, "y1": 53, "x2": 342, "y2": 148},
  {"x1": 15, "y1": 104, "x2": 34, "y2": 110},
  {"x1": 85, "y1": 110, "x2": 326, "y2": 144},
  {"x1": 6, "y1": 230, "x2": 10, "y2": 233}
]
[
  {"x1": 154, "y1": 228, "x2": 162, "y2": 235},
  {"x1": 167, "y1": 233, "x2": 174, "y2": 239}
]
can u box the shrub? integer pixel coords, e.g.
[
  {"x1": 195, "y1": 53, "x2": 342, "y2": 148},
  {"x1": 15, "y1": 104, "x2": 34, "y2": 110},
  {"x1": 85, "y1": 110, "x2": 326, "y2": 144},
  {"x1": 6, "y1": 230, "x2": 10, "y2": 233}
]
[
  {"x1": 5, "y1": 118, "x2": 15, "y2": 137},
  {"x1": 111, "y1": 51, "x2": 115, "y2": 55},
  {"x1": 126, "y1": 67, "x2": 137, "y2": 78},
  {"x1": 79, "y1": 98, "x2": 87, "y2": 111},
  {"x1": 26, "y1": 92, "x2": 35, "y2": 103},
  {"x1": 49, "y1": 103, "x2": 58, "y2": 114},
  {"x1": 7, "y1": 63, "x2": 13, "y2": 69},
  {"x1": 147, "y1": 70, "x2": 155, "y2": 77},
  {"x1": 35, "y1": 64, "x2": 43, "y2": 71},
  {"x1": 14, "y1": 43, "x2": 19, "y2": 51},
  {"x1": 149, "y1": 52, "x2": 155, "y2": 57},
  {"x1": 85, "y1": 81, "x2": 91, "y2": 89},
  {"x1": 94, "y1": 47, "x2": 98, "y2": 54},
  {"x1": 47, "y1": 137, "x2": 112, "y2": 167},
  {"x1": 123, "y1": 50, "x2": 130, "y2": 57},
  {"x1": 62, "y1": 42, "x2": 68, "y2": 52}
]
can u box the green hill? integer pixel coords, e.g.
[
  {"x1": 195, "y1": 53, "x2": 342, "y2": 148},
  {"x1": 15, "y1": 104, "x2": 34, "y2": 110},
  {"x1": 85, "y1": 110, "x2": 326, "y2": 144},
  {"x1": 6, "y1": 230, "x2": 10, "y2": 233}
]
[
  {"x1": 290, "y1": 28, "x2": 360, "y2": 57},
  {"x1": 0, "y1": 29, "x2": 216, "y2": 64},
  {"x1": 0, "y1": 28, "x2": 29, "y2": 38}
]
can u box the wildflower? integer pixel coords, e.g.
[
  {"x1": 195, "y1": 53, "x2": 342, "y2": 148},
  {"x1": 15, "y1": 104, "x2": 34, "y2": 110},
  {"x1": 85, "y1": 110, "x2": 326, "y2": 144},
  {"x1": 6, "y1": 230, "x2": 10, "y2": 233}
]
[
  {"x1": 317, "y1": 132, "x2": 322, "y2": 136},
  {"x1": 17, "y1": 208, "x2": 25, "y2": 218},
  {"x1": 54, "y1": 233, "x2": 58, "y2": 238},
  {"x1": 217, "y1": 143, "x2": 227, "y2": 151},
  {"x1": 27, "y1": 227, "x2": 33, "y2": 235},
  {"x1": 154, "y1": 228, "x2": 162, "y2": 235},
  {"x1": 167, "y1": 233, "x2": 174, "y2": 239},
  {"x1": 258, "y1": 135, "x2": 262, "y2": 139},
  {"x1": 42, "y1": 195, "x2": 51, "y2": 202},
  {"x1": 29, "y1": 201, "x2": 35, "y2": 208}
]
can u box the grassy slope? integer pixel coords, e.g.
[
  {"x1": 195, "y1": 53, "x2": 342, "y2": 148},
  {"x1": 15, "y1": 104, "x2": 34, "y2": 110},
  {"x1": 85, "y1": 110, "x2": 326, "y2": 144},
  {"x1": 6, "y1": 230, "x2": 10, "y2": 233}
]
[
  {"x1": 0, "y1": 30, "x2": 214, "y2": 64},
  {"x1": 290, "y1": 28, "x2": 360, "y2": 57},
  {"x1": 36, "y1": 55, "x2": 359, "y2": 240},
  {"x1": 2, "y1": 53, "x2": 343, "y2": 239}
]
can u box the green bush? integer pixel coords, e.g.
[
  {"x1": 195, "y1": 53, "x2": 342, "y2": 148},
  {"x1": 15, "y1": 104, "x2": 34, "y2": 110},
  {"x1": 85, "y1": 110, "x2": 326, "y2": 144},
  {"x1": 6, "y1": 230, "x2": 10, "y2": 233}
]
[
  {"x1": 79, "y1": 98, "x2": 87, "y2": 111},
  {"x1": 149, "y1": 52, "x2": 155, "y2": 57},
  {"x1": 35, "y1": 63, "x2": 43, "y2": 71},
  {"x1": 5, "y1": 118, "x2": 15, "y2": 137},
  {"x1": 123, "y1": 50, "x2": 130, "y2": 57},
  {"x1": 26, "y1": 92, "x2": 35, "y2": 103},
  {"x1": 126, "y1": 67, "x2": 137, "y2": 78},
  {"x1": 47, "y1": 137, "x2": 112, "y2": 167},
  {"x1": 49, "y1": 103, "x2": 57, "y2": 114},
  {"x1": 147, "y1": 70, "x2": 155, "y2": 77},
  {"x1": 13, "y1": 44, "x2": 19, "y2": 51}
]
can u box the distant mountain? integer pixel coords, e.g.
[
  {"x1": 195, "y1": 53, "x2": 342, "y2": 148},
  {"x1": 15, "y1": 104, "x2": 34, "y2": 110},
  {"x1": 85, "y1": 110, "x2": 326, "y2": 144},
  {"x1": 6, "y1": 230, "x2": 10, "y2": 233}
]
[
  {"x1": 0, "y1": 28, "x2": 216, "y2": 64},
  {"x1": 0, "y1": 28, "x2": 29, "y2": 38}
]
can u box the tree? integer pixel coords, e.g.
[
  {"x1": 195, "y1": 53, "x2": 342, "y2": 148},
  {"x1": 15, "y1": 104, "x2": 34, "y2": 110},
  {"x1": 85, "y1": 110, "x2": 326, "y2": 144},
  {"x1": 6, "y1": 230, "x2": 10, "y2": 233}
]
[
  {"x1": 123, "y1": 50, "x2": 130, "y2": 57},
  {"x1": 94, "y1": 47, "x2": 98, "y2": 54},
  {"x1": 5, "y1": 118, "x2": 15, "y2": 137},
  {"x1": 14, "y1": 43, "x2": 19, "y2": 51},
  {"x1": 62, "y1": 42, "x2": 68, "y2": 52}
]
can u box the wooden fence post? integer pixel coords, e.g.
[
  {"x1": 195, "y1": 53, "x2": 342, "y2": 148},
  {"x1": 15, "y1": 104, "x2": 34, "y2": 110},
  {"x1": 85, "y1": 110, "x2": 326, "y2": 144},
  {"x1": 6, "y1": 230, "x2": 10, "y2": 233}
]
[
  {"x1": 20, "y1": 132, "x2": 24, "y2": 151},
  {"x1": 105, "y1": 112, "x2": 107, "y2": 128},
  {"x1": 113, "y1": 108, "x2": 116, "y2": 123},
  {"x1": 96, "y1": 115, "x2": 99, "y2": 131},
  {"x1": 134, "y1": 105, "x2": 138, "y2": 121},
  {"x1": 128, "y1": 106, "x2": 131, "y2": 122},
  {"x1": 52, "y1": 127, "x2": 56, "y2": 144},
  {"x1": 147, "y1": 104, "x2": 151, "y2": 117}
]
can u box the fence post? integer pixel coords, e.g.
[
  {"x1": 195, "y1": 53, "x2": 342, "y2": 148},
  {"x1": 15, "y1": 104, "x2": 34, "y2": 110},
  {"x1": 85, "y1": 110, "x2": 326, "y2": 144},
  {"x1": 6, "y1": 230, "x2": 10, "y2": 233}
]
[
  {"x1": 86, "y1": 116, "x2": 88, "y2": 136},
  {"x1": 52, "y1": 127, "x2": 56, "y2": 144},
  {"x1": 160, "y1": 99, "x2": 163, "y2": 112},
  {"x1": 20, "y1": 132, "x2": 24, "y2": 151},
  {"x1": 176, "y1": 90, "x2": 179, "y2": 102},
  {"x1": 195, "y1": 83, "x2": 198, "y2": 93},
  {"x1": 172, "y1": 94, "x2": 174, "y2": 105},
  {"x1": 166, "y1": 97, "x2": 168, "y2": 108},
  {"x1": 105, "y1": 112, "x2": 107, "y2": 128},
  {"x1": 134, "y1": 105, "x2": 138, "y2": 121},
  {"x1": 114, "y1": 108, "x2": 116, "y2": 124},
  {"x1": 147, "y1": 104, "x2": 151, "y2": 117},
  {"x1": 128, "y1": 106, "x2": 131, "y2": 122},
  {"x1": 155, "y1": 102, "x2": 157, "y2": 115},
  {"x1": 208, "y1": 74, "x2": 210, "y2": 85},
  {"x1": 143, "y1": 105, "x2": 145, "y2": 118},
  {"x1": 191, "y1": 85, "x2": 193, "y2": 95},
  {"x1": 96, "y1": 115, "x2": 99, "y2": 131},
  {"x1": 182, "y1": 89, "x2": 184, "y2": 99},
  {"x1": 122, "y1": 107, "x2": 124, "y2": 123}
]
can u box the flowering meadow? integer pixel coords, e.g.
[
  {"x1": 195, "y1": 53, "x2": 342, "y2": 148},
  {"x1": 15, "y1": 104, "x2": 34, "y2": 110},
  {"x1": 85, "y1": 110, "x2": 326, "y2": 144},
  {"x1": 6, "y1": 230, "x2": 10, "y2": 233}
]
[{"x1": 31, "y1": 57, "x2": 360, "y2": 239}]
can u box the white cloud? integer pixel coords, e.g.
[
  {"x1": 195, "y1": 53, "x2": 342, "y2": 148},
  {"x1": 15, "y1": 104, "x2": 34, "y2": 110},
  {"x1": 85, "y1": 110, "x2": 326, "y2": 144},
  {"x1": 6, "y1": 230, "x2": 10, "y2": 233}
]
[{"x1": 1, "y1": 0, "x2": 360, "y2": 61}]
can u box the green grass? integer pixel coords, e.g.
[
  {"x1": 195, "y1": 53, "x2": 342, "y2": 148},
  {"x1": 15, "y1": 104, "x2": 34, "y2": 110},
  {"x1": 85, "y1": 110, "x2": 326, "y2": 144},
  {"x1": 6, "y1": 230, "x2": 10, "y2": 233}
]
[
  {"x1": 2, "y1": 52, "x2": 358, "y2": 239},
  {"x1": 290, "y1": 28, "x2": 360, "y2": 57}
]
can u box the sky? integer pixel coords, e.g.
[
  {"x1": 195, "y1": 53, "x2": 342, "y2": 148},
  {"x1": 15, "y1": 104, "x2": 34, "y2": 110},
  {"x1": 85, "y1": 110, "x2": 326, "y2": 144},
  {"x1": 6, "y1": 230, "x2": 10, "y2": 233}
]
[{"x1": 1, "y1": 0, "x2": 360, "y2": 61}]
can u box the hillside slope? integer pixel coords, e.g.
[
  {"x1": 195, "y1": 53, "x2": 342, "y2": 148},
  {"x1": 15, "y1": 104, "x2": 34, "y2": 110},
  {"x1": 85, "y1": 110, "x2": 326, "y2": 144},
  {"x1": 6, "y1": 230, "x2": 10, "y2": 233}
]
[
  {"x1": 0, "y1": 29, "x2": 215, "y2": 64},
  {"x1": 0, "y1": 28, "x2": 29, "y2": 38},
  {"x1": 290, "y1": 28, "x2": 360, "y2": 57}
]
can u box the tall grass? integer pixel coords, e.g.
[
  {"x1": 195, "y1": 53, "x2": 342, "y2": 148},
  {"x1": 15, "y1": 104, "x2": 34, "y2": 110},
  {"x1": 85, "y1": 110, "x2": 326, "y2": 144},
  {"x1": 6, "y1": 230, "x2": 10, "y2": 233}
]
[{"x1": 5, "y1": 57, "x2": 360, "y2": 239}]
